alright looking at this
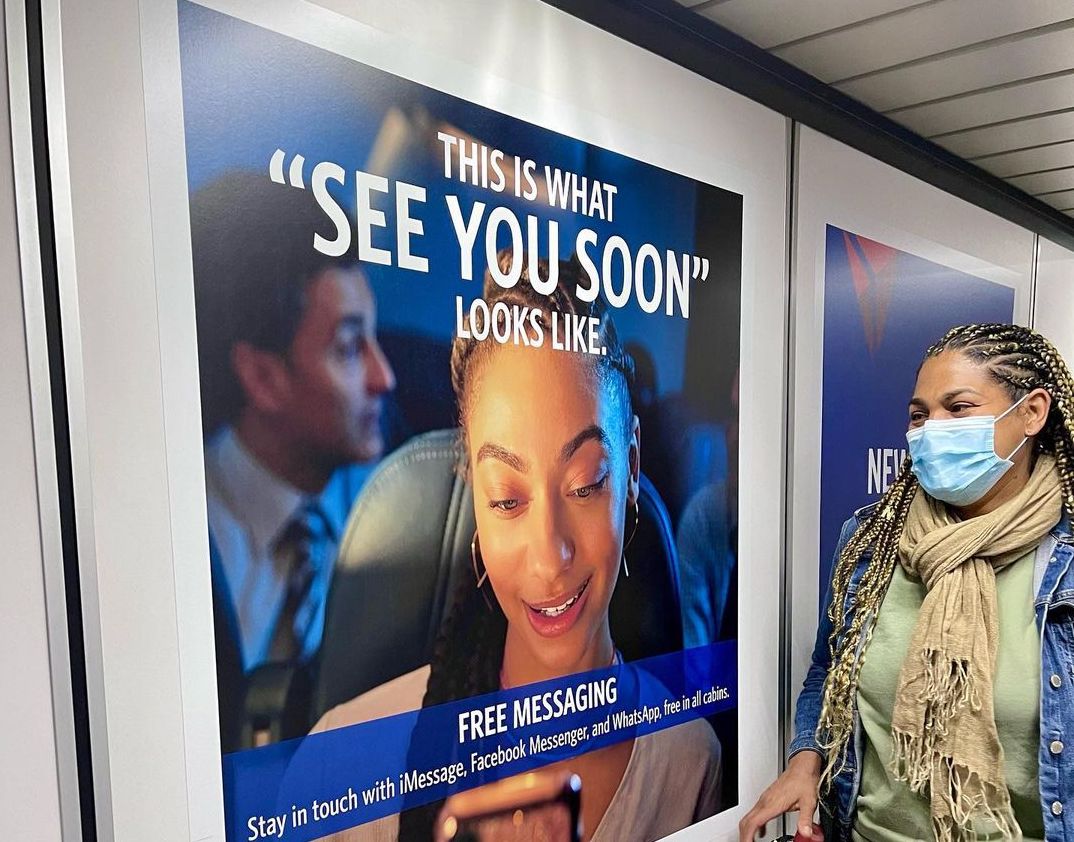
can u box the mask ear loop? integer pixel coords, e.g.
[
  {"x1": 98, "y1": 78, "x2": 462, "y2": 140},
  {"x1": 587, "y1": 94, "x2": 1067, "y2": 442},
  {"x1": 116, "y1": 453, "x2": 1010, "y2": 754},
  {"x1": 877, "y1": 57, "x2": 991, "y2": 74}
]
[
  {"x1": 996, "y1": 392, "x2": 1031, "y2": 422},
  {"x1": 1002, "y1": 434, "x2": 1030, "y2": 463},
  {"x1": 997, "y1": 393, "x2": 1032, "y2": 461}
]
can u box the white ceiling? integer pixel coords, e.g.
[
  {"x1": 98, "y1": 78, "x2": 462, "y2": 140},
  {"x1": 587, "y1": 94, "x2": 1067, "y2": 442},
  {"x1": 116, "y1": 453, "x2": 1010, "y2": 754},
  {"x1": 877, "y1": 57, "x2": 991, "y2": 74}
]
[{"x1": 677, "y1": 0, "x2": 1074, "y2": 218}]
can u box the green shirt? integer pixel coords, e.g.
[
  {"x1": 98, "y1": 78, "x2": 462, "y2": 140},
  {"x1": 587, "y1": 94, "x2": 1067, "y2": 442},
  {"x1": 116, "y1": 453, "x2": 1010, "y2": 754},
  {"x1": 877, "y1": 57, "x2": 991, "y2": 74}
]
[{"x1": 853, "y1": 548, "x2": 1043, "y2": 842}]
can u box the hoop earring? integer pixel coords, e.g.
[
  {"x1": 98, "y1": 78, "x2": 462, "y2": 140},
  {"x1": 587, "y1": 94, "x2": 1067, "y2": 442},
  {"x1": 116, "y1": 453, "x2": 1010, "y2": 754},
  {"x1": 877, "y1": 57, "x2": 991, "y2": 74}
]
[
  {"x1": 471, "y1": 530, "x2": 488, "y2": 588},
  {"x1": 622, "y1": 498, "x2": 640, "y2": 578},
  {"x1": 471, "y1": 530, "x2": 494, "y2": 610}
]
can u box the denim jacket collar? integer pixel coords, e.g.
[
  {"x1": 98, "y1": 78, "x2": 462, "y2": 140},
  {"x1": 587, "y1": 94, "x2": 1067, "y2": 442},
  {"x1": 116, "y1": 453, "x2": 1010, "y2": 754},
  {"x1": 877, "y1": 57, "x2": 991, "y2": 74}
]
[
  {"x1": 1050, "y1": 509, "x2": 1073, "y2": 542},
  {"x1": 1036, "y1": 510, "x2": 1074, "y2": 611}
]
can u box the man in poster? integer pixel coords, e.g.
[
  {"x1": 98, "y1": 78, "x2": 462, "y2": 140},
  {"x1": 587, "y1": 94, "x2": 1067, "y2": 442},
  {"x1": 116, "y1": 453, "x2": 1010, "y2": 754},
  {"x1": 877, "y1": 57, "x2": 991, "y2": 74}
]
[{"x1": 191, "y1": 172, "x2": 396, "y2": 745}]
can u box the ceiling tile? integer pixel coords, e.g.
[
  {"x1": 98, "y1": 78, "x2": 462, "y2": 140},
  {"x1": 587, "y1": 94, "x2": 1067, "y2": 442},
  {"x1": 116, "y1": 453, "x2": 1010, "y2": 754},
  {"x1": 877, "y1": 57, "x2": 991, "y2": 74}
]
[
  {"x1": 773, "y1": 0, "x2": 1074, "y2": 84},
  {"x1": 891, "y1": 72, "x2": 1074, "y2": 136},
  {"x1": 675, "y1": 0, "x2": 1074, "y2": 228},
  {"x1": 972, "y1": 140, "x2": 1074, "y2": 176},
  {"x1": 838, "y1": 24, "x2": 1074, "y2": 111},
  {"x1": 1038, "y1": 188, "x2": 1074, "y2": 209},
  {"x1": 700, "y1": 0, "x2": 928, "y2": 50},
  {"x1": 1007, "y1": 167, "x2": 1074, "y2": 194},
  {"x1": 936, "y1": 110, "x2": 1074, "y2": 158}
]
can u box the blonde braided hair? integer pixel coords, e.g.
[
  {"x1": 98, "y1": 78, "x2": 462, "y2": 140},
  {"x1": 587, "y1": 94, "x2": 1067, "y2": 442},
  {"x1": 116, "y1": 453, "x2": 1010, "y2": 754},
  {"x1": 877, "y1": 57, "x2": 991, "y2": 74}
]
[{"x1": 816, "y1": 323, "x2": 1074, "y2": 792}]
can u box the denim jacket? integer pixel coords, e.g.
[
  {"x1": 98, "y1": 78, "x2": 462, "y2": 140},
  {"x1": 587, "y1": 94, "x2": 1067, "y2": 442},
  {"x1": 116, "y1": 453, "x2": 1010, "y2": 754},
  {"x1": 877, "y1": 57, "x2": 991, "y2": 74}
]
[{"x1": 790, "y1": 504, "x2": 1074, "y2": 842}]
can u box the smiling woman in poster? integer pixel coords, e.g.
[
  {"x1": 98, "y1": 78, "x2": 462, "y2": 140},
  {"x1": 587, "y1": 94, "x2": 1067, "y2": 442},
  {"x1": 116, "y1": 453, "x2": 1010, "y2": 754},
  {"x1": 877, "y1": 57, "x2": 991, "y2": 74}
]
[
  {"x1": 314, "y1": 251, "x2": 722, "y2": 842},
  {"x1": 742, "y1": 324, "x2": 1074, "y2": 842}
]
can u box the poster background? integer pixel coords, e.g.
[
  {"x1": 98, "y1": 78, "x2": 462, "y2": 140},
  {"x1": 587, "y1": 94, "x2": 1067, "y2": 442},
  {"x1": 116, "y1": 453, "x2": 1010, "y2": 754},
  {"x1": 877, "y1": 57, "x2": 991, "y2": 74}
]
[{"x1": 817, "y1": 224, "x2": 1016, "y2": 595}]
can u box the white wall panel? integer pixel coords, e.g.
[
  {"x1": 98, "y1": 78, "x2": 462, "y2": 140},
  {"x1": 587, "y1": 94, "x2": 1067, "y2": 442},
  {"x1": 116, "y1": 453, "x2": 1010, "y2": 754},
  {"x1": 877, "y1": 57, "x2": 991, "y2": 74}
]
[
  {"x1": 0, "y1": 19, "x2": 65, "y2": 842},
  {"x1": 1034, "y1": 239, "x2": 1074, "y2": 366},
  {"x1": 41, "y1": 0, "x2": 197, "y2": 837}
]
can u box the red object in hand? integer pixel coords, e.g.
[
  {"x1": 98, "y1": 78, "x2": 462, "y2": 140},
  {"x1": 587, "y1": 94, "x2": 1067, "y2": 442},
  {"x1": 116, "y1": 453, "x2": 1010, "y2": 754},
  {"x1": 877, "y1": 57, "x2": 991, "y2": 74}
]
[{"x1": 793, "y1": 824, "x2": 824, "y2": 841}]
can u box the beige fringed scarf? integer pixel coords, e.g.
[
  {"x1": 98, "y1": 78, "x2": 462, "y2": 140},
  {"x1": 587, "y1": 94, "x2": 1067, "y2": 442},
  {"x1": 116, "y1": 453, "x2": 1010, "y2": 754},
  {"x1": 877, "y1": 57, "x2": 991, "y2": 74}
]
[{"x1": 894, "y1": 453, "x2": 1061, "y2": 841}]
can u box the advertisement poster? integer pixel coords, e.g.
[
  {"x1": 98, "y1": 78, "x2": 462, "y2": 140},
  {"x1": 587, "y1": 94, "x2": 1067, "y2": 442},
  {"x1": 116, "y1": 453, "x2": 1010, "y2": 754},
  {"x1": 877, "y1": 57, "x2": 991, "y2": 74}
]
[
  {"x1": 180, "y1": 2, "x2": 742, "y2": 840},
  {"x1": 817, "y1": 225, "x2": 1016, "y2": 594}
]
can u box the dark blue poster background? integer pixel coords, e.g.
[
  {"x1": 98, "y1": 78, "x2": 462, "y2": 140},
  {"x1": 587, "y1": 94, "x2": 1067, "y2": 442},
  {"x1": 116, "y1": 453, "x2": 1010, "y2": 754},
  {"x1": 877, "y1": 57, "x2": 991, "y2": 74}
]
[
  {"x1": 178, "y1": 2, "x2": 744, "y2": 838},
  {"x1": 817, "y1": 225, "x2": 1016, "y2": 597}
]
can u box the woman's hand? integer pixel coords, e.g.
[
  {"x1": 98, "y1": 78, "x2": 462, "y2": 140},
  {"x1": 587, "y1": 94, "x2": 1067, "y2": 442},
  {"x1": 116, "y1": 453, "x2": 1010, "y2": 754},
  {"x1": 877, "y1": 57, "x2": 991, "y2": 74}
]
[{"x1": 738, "y1": 750, "x2": 822, "y2": 841}]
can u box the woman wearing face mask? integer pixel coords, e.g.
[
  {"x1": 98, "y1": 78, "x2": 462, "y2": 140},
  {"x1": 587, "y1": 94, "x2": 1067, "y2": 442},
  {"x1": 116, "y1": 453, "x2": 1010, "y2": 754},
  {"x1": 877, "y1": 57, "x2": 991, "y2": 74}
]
[
  {"x1": 741, "y1": 324, "x2": 1074, "y2": 842},
  {"x1": 313, "y1": 252, "x2": 721, "y2": 842}
]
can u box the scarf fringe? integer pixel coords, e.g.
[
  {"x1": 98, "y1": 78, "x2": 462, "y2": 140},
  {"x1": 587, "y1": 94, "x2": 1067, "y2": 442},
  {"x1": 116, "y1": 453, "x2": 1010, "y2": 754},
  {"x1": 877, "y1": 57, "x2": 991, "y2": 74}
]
[
  {"x1": 891, "y1": 727, "x2": 934, "y2": 792},
  {"x1": 921, "y1": 651, "x2": 980, "y2": 726},
  {"x1": 892, "y1": 730, "x2": 1020, "y2": 842},
  {"x1": 892, "y1": 651, "x2": 977, "y2": 791},
  {"x1": 931, "y1": 772, "x2": 1020, "y2": 842}
]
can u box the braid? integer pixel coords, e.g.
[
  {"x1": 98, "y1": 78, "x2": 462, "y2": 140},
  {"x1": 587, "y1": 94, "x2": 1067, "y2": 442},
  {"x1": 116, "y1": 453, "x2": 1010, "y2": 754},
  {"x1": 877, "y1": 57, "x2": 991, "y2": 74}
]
[
  {"x1": 815, "y1": 322, "x2": 1074, "y2": 791},
  {"x1": 422, "y1": 576, "x2": 507, "y2": 707},
  {"x1": 816, "y1": 461, "x2": 919, "y2": 789},
  {"x1": 397, "y1": 573, "x2": 507, "y2": 842}
]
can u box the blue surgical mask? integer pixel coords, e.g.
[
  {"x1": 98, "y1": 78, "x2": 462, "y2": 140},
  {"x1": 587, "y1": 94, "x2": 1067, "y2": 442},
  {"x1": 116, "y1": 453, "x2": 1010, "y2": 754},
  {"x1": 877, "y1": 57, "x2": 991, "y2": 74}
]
[{"x1": 905, "y1": 394, "x2": 1030, "y2": 507}]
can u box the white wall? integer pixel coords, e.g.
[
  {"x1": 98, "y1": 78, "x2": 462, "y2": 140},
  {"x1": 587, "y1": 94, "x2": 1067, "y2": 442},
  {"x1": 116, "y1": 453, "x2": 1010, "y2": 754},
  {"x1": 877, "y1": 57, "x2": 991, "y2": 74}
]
[
  {"x1": 1034, "y1": 238, "x2": 1074, "y2": 366},
  {"x1": 40, "y1": 0, "x2": 210, "y2": 836},
  {"x1": 27, "y1": 2, "x2": 1073, "y2": 840},
  {"x1": 0, "y1": 15, "x2": 65, "y2": 841}
]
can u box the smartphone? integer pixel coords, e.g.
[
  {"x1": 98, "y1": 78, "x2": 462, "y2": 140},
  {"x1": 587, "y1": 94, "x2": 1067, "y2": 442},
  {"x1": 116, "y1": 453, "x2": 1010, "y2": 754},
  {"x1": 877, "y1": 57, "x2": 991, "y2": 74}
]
[{"x1": 434, "y1": 770, "x2": 582, "y2": 842}]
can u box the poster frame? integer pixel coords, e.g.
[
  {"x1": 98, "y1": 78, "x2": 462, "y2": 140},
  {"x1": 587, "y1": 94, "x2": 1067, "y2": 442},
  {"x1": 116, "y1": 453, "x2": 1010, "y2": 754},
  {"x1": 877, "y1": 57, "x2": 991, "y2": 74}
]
[{"x1": 33, "y1": 0, "x2": 799, "y2": 838}]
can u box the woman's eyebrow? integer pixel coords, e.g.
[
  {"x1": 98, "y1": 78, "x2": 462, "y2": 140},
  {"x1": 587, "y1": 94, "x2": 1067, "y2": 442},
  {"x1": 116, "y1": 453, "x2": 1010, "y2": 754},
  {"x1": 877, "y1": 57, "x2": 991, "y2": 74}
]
[
  {"x1": 940, "y1": 388, "x2": 984, "y2": 401},
  {"x1": 476, "y1": 442, "x2": 529, "y2": 473},
  {"x1": 909, "y1": 388, "x2": 984, "y2": 408},
  {"x1": 560, "y1": 424, "x2": 610, "y2": 462}
]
